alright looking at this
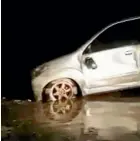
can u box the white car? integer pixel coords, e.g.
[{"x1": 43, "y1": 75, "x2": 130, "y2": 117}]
[{"x1": 31, "y1": 17, "x2": 140, "y2": 102}]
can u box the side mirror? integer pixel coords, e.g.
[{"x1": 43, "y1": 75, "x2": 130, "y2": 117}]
[{"x1": 84, "y1": 57, "x2": 97, "y2": 69}]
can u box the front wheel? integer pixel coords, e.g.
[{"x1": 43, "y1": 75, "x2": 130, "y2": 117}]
[{"x1": 42, "y1": 79, "x2": 78, "y2": 101}]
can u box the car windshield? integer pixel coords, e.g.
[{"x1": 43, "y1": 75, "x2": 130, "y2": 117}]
[{"x1": 83, "y1": 18, "x2": 140, "y2": 55}]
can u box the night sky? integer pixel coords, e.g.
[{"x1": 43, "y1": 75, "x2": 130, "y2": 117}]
[{"x1": 2, "y1": 1, "x2": 140, "y2": 100}]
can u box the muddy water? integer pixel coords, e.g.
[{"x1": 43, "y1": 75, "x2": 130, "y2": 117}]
[{"x1": 2, "y1": 88, "x2": 140, "y2": 141}]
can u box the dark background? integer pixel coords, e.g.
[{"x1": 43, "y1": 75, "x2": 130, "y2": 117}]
[{"x1": 2, "y1": 1, "x2": 140, "y2": 100}]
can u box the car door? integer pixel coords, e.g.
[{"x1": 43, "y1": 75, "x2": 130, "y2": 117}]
[{"x1": 81, "y1": 19, "x2": 140, "y2": 88}]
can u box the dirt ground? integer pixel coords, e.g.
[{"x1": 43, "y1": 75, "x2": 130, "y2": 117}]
[{"x1": 1, "y1": 88, "x2": 140, "y2": 141}]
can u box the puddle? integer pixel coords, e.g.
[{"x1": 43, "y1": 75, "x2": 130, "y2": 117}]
[{"x1": 2, "y1": 88, "x2": 140, "y2": 141}]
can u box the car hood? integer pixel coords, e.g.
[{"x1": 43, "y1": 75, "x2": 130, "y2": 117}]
[{"x1": 32, "y1": 51, "x2": 81, "y2": 79}]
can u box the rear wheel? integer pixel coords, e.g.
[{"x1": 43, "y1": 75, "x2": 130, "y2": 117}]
[{"x1": 42, "y1": 79, "x2": 78, "y2": 101}]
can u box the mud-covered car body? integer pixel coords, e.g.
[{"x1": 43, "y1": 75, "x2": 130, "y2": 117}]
[{"x1": 31, "y1": 17, "x2": 140, "y2": 101}]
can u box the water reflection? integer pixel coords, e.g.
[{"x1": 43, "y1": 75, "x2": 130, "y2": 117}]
[
  {"x1": 2, "y1": 89, "x2": 140, "y2": 140},
  {"x1": 42, "y1": 98, "x2": 83, "y2": 122}
]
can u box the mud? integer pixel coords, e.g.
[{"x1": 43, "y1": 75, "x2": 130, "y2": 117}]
[{"x1": 2, "y1": 88, "x2": 140, "y2": 141}]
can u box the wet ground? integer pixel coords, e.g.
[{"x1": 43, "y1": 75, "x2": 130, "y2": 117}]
[{"x1": 2, "y1": 88, "x2": 140, "y2": 141}]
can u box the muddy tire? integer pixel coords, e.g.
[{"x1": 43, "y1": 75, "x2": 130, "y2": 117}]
[{"x1": 42, "y1": 79, "x2": 78, "y2": 102}]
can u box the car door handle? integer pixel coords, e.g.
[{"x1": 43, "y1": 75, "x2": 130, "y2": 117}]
[{"x1": 125, "y1": 50, "x2": 133, "y2": 55}]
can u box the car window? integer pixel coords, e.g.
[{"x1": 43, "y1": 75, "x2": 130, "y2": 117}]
[{"x1": 83, "y1": 19, "x2": 140, "y2": 55}]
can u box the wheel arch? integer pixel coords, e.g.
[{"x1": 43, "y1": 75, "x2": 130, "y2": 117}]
[{"x1": 32, "y1": 69, "x2": 85, "y2": 101}]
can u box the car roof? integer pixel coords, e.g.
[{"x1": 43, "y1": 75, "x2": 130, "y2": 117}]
[{"x1": 79, "y1": 16, "x2": 140, "y2": 53}]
